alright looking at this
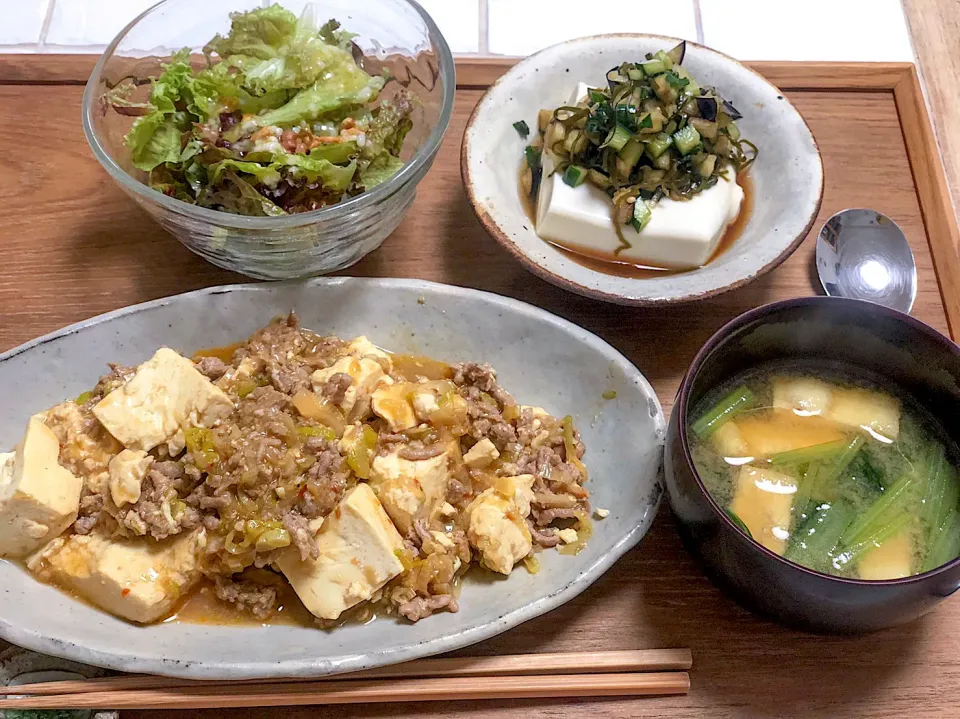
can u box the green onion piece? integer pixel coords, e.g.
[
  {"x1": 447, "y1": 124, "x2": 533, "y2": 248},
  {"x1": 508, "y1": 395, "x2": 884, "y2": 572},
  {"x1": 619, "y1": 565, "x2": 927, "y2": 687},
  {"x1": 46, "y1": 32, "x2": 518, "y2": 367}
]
[
  {"x1": 604, "y1": 123, "x2": 633, "y2": 152},
  {"x1": 297, "y1": 425, "x2": 336, "y2": 440},
  {"x1": 922, "y1": 510, "x2": 960, "y2": 572},
  {"x1": 75, "y1": 391, "x2": 94, "y2": 405},
  {"x1": 562, "y1": 165, "x2": 587, "y2": 188},
  {"x1": 602, "y1": 390, "x2": 618, "y2": 400},
  {"x1": 769, "y1": 438, "x2": 853, "y2": 467},
  {"x1": 785, "y1": 500, "x2": 855, "y2": 571},
  {"x1": 513, "y1": 120, "x2": 530, "y2": 139},
  {"x1": 629, "y1": 199, "x2": 652, "y2": 233},
  {"x1": 664, "y1": 71, "x2": 690, "y2": 90},
  {"x1": 725, "y1": 509, "x2": 753, "y2": 539},
  {"x1": 673, "y1": 124, "x2": 701, "y2": 155},
  {"x1": 645, "y1": 132, "x2": 673, "y2": 159},
  {"x1": 524, "y1": 146, "x2": 541, "y2": 170},
  {"x1": 839, "y1": 473, "x2": 916, "y2": 549},
  {"x1": 691, "y1": 386, "x2": 754, "y2": 438}
]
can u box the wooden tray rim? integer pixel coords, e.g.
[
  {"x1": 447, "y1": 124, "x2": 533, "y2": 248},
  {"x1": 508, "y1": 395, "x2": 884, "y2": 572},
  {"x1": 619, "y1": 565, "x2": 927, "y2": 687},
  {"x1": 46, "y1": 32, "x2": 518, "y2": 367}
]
[{"x1": 4, "y1": 55, "x2": 955, "y2": 339}]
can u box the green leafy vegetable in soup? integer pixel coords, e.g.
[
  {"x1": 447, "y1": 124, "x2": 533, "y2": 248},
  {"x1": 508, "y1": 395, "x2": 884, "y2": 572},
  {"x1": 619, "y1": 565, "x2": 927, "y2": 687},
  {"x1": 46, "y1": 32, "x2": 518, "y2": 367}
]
[
  {"x1": 688, "y1": 366, "x2": 960, "y2": 580},
  {"x1": 108, "y1": 4, "x2": 415, "y2": 216}
]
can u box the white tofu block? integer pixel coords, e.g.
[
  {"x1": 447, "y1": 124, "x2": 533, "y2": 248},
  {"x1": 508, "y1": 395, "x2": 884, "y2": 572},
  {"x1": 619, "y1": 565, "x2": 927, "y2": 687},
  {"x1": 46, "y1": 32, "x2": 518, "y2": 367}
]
[
  {"x1": 93, "y1": 348, "x2": 234, "y2": 452},
  {"x1": 108, "y1": 449, "x2": 152, "y2": 507},
  {"x1": 370, "y1": 382, "x2": 418, "y2": 432},
  {"x1": 44, "y1": 401, "x2": 121, "y2": 495},
  {"x1": 276, "y1": 484, "x2": 405, "y2": 621},
  {"x1": 827, "y1": 387, "x2": 901, "y2": 441},
  {"x1": 536, "y1": 171, "x2": 744, "y2": 270},
  {"x1": 773, "y1": 377, "x2": 834, "y2": 416},
  {"x1": 466, "y1": 475, "x2": 535, "y2": 575},
  {"x1": 731, "y1": 466, "x2": 797, "y2": 555},
  {"x1": 311, "y1": 356, "x2": 386, "y2": 416},
  {"x1": 368, "y1": 446, "x2": 452, "y2": 534},
  {"x1": 0, "y1": 419, "x2": 83, "y2": 558},
  {"x1": 858, "y1": 531, "x2": 914, "y2": 580},
  {"x1": 36, "y1": 529, "x2": 204, "y2": 623},
  {"x1": 463, "y1": 438, "x2": 500, "y2": 469},
  {"x1": 346, "y1": 336, "x2": 392, "y2": 371}
]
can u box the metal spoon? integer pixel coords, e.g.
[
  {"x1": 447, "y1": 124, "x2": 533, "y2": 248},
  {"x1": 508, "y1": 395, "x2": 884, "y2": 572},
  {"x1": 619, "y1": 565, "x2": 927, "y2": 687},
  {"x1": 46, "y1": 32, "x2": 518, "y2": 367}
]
[{"x1": 815, "y1": 208, "x2": 917, "y2": 313}]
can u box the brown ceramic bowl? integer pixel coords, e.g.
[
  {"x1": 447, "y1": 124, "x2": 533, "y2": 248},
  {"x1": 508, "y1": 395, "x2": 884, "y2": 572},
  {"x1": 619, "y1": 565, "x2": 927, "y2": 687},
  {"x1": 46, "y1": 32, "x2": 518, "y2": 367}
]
[{"x1": 665, "y1": 296, "x2": 960, "y2": 633}]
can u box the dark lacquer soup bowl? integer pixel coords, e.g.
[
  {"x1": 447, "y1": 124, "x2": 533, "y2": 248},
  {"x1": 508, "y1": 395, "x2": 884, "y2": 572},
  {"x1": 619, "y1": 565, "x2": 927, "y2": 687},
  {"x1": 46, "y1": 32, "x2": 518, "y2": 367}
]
[{"x1": 665, "y1": 296, "x2": 960, "y2": 633}]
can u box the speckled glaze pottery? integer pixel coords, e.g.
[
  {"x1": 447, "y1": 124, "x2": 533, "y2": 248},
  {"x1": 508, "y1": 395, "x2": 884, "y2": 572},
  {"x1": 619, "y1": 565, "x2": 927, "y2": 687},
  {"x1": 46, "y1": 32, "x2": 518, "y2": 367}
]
[
  {"x1": 0, "y1": 277, "x2": 664, "y2": 679},
  {"x1": 462, "y1": 34, "x2": 824, "y2": 305}
]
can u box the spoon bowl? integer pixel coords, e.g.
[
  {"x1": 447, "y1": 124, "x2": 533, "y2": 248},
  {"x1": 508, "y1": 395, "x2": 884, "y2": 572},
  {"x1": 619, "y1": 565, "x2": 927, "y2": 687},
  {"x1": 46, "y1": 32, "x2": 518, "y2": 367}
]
[{"x1": 816, "y1": 208, "x2": 917, "y2": 313}]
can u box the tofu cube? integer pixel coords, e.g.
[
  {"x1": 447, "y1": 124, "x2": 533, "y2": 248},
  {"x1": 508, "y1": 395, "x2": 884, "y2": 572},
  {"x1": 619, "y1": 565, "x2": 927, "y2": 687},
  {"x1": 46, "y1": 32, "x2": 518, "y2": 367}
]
[
  {"x1": 108, "y1": 449, "x2": 153, "y2": 507},
  {"x1": 34, "y1": 529, "x2": 204, "y2": 623},
  {"x1": 93, "y1": 348, "x2": 233, "y2": 452},
  {"x1": 44, "y1": 401, "x2": 121, "y2": 495},
  {"x1": 276, "y1": 484, "x2": 405, "y2": 621},
  {"x1": 731, "y1": 466, "x2": 797, "y2": 555},
  {"x1": 857, "y1": 531, "x2": 914, "y2": 580},
  {"x1": 310, "y1": 356, "x2": 386, "y2": 416},
  {"x1": 773, "y1": 377, "x2": 834, "y2": 416},
  {"x1": 368, "y1": 446, "x2": 451, "y2": 534},
  {"x1": 466, "y1": 474, "x2": 536, "y2": 575},
  {"x1": 371, "y1": 382, "x2": 418, "y2": 432},
  {"x1": 463, "y1": 438, "x2": 500, "y2": 469},
  {"x1": 0, "y1": 419, "x2": 83, "y2": 558},
  {"x1": 346, "y1": 336, "x2": 392, "y2": 372},
  {"x1": 710, "y1": 421, "x2": 749, "y2": 458},
  {"x1": 827, "y1": 387, "x2": 901, "y2": 441}
]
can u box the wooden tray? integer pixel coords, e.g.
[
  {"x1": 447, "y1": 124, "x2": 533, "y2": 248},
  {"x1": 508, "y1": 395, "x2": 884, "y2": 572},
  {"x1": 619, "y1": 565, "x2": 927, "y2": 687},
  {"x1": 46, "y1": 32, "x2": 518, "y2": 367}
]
[{"x1": 1, "y1": 57, "x2": 959, "y2": 718}]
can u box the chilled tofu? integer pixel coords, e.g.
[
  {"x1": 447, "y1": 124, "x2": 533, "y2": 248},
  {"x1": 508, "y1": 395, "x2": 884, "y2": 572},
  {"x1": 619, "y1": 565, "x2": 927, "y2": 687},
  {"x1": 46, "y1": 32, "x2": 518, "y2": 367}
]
[
  {"x1": 711, "y1": 421, "x2": 750, "y2": 458},
  {"x1": 43, "y1": 401, "x2": 121, "y2": 495},
  {"x1": 276, "y1": 484, "x2": 405, "y2": 621},
  {"x1": 827, "y1": 387, "x2": 900, "y2": 441},
  {"x1": 736, "y1": 413, "x2": 847, "y2": 458},
  {"x1": 466, "y1": 475, "x2": 535, "y2": 575},
  {"x1": 857, "y1": 531, "x2": 914, "y2": 580},
  {"x1": 35, "y1": 529, "x2": 204, "y2": 623},
  {"x1": 773, "y1": 377, "x2": 834, "y2": 416},
  {"x1": 0, "y1": 419, "x2": 83, "y2": 558},
  {"x1": 310, "y1": 356, "x2": 387, "y2": 416},
  {"x1": 371, "y1": 382, "x2": 418, "y2": 432},
  {"x1": 368, "y1": 445, "x2": 452, "y2": 534},
  {"x1": 93, "y1": 348, "x2": 233, "y2": 453},
  {"x1": 731, "y1": 466, "x2": 797, "y2": 555},
  {"x1": 463, "y1": 438, "x2": 500, "y2": 469},
  {"x1": 108, "y1": 449, "x2": 152, "y2": 507}
]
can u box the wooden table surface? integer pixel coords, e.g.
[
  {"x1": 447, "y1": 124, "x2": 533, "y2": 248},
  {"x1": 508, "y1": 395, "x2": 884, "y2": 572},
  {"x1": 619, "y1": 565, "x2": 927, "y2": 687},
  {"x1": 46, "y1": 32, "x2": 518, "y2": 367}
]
[{"x1": 0, "y1": 60, "x2": 958, "y2": 718}]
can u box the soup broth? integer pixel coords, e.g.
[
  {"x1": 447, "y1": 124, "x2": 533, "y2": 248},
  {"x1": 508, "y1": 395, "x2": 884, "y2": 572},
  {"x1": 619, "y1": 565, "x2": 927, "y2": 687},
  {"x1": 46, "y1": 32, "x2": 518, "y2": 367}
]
[{"x1": 688, "y1": 363, "x2": 960, "y2": 580}]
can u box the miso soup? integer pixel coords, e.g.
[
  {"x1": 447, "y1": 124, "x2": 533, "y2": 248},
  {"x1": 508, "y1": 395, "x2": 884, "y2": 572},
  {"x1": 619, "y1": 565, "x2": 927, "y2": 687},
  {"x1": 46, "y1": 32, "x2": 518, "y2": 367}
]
[{"x1": 688, "y1": 364, "x2": 960, "y2": 580}]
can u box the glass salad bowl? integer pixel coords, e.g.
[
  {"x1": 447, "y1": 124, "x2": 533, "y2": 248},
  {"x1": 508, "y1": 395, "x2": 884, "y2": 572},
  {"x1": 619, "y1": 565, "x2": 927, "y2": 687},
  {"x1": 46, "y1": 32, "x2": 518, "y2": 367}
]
[{"x1": 82, "y1": 0, "x2": 455, "y2": 280}]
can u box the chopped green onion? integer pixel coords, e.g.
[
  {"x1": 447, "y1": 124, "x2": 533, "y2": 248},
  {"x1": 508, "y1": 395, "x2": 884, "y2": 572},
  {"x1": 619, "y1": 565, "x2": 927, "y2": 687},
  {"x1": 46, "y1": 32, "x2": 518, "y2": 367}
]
[
  {"x1": 524, "y1": 146, "x2": 541, "y2": 170},
  {"x1": 629, "y1": 199, "x2": 652, "y2": 233},
  {"x1": 512, "y1": 120, "x2": 530, "y2": 139},
  {"x1": 75, "y1": 391, "x2": 94, "y2": 405},
  {"x1": 673, "y1": 124, "x2": 701, "y2": 155},
  {"x1": 562, "y1": 165, "x2": 587, "y2": 188},
  {"x1": 602, "y1": 390, "x2": 618, "y2": 400},
  {"x1": 691, "y1": 386, "x2": 754, "y2": 438}
]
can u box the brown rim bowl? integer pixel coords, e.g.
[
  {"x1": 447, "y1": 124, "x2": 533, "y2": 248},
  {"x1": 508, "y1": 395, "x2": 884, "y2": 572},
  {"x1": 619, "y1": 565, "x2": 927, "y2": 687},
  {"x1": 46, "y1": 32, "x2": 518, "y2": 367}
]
[{"x1": 665, "y1": 296, "x2": 960, "y2": 633}]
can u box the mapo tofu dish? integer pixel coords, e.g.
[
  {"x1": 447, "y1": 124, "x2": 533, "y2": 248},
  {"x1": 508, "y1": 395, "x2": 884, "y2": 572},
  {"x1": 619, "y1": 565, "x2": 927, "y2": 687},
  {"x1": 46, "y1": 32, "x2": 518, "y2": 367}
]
[{"x1": 3, "y1": 315, "x2": 591, "y2": 625}]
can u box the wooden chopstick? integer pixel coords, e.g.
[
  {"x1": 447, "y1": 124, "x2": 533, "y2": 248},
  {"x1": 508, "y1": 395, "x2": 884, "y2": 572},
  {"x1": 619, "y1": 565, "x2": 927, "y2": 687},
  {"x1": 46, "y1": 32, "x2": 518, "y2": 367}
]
[
  {"x1": 0, "y1": 672, "x2": 691, "y2": 709},
  {"x1": 0, "y1": 648, "x2": 692, "y2": 696}
]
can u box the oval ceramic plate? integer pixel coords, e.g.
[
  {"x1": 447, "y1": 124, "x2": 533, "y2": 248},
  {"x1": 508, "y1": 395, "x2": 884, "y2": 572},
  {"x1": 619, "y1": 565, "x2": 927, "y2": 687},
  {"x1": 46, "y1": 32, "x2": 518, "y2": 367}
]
[
  {"x1": 462, "y1": 34, "x2": 824, "y2": 305},
  {"x1": 0, "y1": 277, "x2": 665, "y2": 679}
]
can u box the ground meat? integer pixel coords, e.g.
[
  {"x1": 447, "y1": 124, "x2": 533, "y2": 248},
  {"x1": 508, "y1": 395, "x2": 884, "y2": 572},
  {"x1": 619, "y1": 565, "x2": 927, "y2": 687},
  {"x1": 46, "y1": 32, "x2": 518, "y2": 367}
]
[
  {"x1": 528, "y1": 522, "x2": 560, "y2": 548},
  {"x1": 535, "y1": 507, "x2": 579, "y2": 526},
  {"x1": 195, "y1": 356, "x2": 228, "y2": 380},
  {"x1": 73, "y1": 491, "x2": 104, "y2": 535},
  {"x1": 296, "y1": 439, "x2": 351, "y2": 519},
  {"x1": 282, "y1": 512, "x2": 318, "y2": 561},
  {"x1": 93, "y1": 363, "x2": 135, "y2": 398},
  {"x1": 446, "y1": 476, "x2": 472, "y2": 506},
  {"x1": 452, "y1": 362, "x2": 515, "y2": 408},
  {"x1": 397, "y1": 594, "x2": 459, "y2": 622},
  {"x1": 116, "y1": 465, "x2": 196, "y2": 540},
  {"x1": 214, "y1": 576, "x2": 279, "y2": 620},
  {"x1": 269, "y1": 363, "x2": 311, "y2": 395},
  {"x1": 397, "y1": 442, "x2": 446, "y2": 461},
  {"x1": 320, "y1": 372, "x2": 352, "y2": 405}
]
